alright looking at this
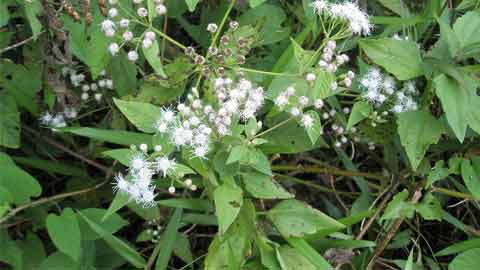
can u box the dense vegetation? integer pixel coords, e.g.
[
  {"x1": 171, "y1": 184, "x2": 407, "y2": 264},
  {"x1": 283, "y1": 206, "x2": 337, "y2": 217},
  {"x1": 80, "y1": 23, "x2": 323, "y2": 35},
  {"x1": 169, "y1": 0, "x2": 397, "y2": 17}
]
[{"x1": 2, "y1": 0, "x2": 480, "y2": 269}]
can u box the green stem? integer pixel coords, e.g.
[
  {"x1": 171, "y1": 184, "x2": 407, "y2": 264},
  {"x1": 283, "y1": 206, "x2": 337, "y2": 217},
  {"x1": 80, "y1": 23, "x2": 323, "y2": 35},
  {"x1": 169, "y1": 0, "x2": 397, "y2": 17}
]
[
  {"x1": 431, "y1": 187, "x2": 473, "y2": 200},
  {"x1": 237, "y1": 67, "x2": 299, "y2": 77},
  {"x1": 254, "y1": 117, "x2": 294, "y2": 138},
  {"x1": 136, "y1": 21, "x2": 187, "y2": 50}
]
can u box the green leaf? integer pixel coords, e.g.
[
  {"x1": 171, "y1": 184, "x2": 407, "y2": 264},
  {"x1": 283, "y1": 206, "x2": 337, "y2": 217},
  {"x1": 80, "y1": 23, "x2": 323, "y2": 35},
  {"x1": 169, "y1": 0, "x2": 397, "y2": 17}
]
[
  {"x1": 102, "y1": 192, "x2": 131, "y2": 221},
  {"x1": 267, "y1": 199, "x2": 345, "y2": 238},
  {"x1": 63, "y1": 127, "x2": 153, "y2": 146},
  {"x1": 360, "y1": 38, "x2": 423, "y2": 80},
  {"x1": 114, "y1": 98, "x2": 161, "y2": 133},
  {"x1": 453, "y1": 11, "x2": 480, "y2": 56},
  {"x1": 437, "y1": 17, "x2": 460, "y2": 58},
  {"x1": 0, "y1": 1, "x2": 9, "y2": 27},
  {"x1": 285, "y1": 238, "x2": 333, "y2": 270},
  {"x1": 467, "y1": 96, "x2": 480, "y2": 136},
  {"x1": 102, "y1": 149, "x2": 133, "y2": 166},
  {"x1": 77, "y1": 211, "x2": 147, "y2": 268},
  {"x1": 143, "y1": 39, "x2": 167, "y2": 78},
  {"x1": 426, "y1": 160, "x2": 450, "y2": 187},
  {"x1": 397, "y1": 110, "x2": 443, "y2": 170},
  {"x1": 242, "y1": 172, "x2": 294, "y2": 199},
  {"x1": 214, "y1": 184, "x2": 243, "y2": 234},
  {"x1": 39, "y1": 252, "x2": 81, "y2": 270},
  {"x1": 18, "y1": 232, "x2": 46, "y2": 270},
  {"x1": 436, "y1": 238, "x2": 480, "y2": 256},
  {"x1": 0, "y1": 161, "x2": 42, "y2": 204},
  {"x1": 249, "y1": 0, "x2": 267, "y2": 8},
  {"x1": 461, "y1": 159, "x2": 480, "y2": 200},
  {"x1": 78, "y1": 208, "x2": 128, "y2": 241},
  {"x1": 347, "y1": 101, "x2": 371, "y2": 130},
  {"x1": 0, "y1": 92, "x2": 20, "y2": 148},
  {"x1": 156, "y1": 208, "x2": 183, "y2": 270},
  {"x1": 204, "y1": 201, "x2": 255, "y2": 270},
  {"x1": 46, "y1": 208, "x2": 82, "y2": 261},
  {"x1": 377, "y1": 0, "x2": 410, "y2": 17},
  {"x1": 302, "y1": 111, "x2": 321, "y2": 145},
  {"x1": 20, "y1": 0, "x2": 43, "y2": 36},
  {"x1": 434, "y1": 74, "x2": 471, "y2": 142},
  {"x1": 108, "y1": 53, "x2": 138, "y2": 97},
  {"x1": 185, "y1": 0, "x2": 199, "y2": 11},
  {"x1": 415, "y1": 193, "x2": 442, "y2": 221},
  {"x1": 449, "y1": 248, "x2": 480, "y2": 270},
  {"x1": 277, "y1": 245, "x2": 316, "y2": 270},
  {"x1": 381, "y1": 190, "x2": 415, "y2": 220},
  {"x1": 226, "y1": 145, "x2": 250, "y2": 164},
  {"x1": 157, "y1": 198, "x2": 213, "y2": 211}
]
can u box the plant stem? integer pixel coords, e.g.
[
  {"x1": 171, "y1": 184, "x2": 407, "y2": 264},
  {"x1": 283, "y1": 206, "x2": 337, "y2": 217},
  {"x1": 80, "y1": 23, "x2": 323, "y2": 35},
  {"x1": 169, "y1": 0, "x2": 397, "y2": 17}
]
[
  {"x1": 236, "y1": 67, "x2": 300, "y2": 77},
  {"x1": 148, "y1": 26, "x2": 187, "y2": 51},
  {"x1": 254, "y1": 117, "x2": 294, "y2": 138},
  {"x1": 431, "y1": 187, "x2": 473, "y2": 200}
]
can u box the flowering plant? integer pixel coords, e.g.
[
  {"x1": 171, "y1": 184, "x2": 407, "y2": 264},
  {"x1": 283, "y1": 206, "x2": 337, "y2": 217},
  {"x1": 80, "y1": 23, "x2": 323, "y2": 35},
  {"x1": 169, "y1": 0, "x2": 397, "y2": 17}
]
[{"x1": 2, "y1": 0, "x2": 480, "y2": 270}]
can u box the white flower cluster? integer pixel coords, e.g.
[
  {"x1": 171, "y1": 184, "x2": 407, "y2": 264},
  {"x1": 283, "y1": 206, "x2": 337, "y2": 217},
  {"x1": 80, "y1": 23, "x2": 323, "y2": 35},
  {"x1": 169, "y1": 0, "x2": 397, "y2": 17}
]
[
  {"x1": 39, "y1": 108, "x2": 77, "y2": 130},
  {"x1": 311, "y1": 0, "x2": 372, "y2": 36},
  {"x1": 154, "y1": 77, "x2": 265, "y2": 159},
  {"x1": 62, "y1": 68, "x2": 113, "y2": 103},
  {"x1": 274, "y1": 86, "x2": 319, "y2": 128},
  {"x1": 114, "y1": 146, "x2": 197, "y2": 207},
  {"x1": 318, "y1": 40, "x2": 355, "y2": 88},
  {"x1": 359, "y1": 68, "x2": 418, "y2": 113},
  {"x1": 101, "y1": 0, "x2": 167, "y2": 61}
]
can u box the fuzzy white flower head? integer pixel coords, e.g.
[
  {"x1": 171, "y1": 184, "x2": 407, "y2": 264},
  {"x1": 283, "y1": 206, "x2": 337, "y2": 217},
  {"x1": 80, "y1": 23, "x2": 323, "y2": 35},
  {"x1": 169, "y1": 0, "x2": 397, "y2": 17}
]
[
  {"x1": 123, "y1": 31, "x2": 134, "y2": 41},
  {"x1": 314, "y1": 99, "x2": 324, "y2": 109},
  {"x1": 328, "y1": 2, "x2": 372, "y2": 36},
  {"x1": 155, "y1": 121, "x2": 168, "y2": 133},
  {"x1": 127, "y1": 51, "x2": 139, "y2": 62},
  {"x1": 108, "y1": 8, "x2": 118, "y2": 18},
  {"x1": 301, "y1": 114, "x2": 314, "y2": 128},
  {"x1": 298, "y1": 96, "x2": 309, "y2": 106},
  {"x1": 40, "y1": 111, "x2": 53, "y2": 125},
  {"x1": 290, "y1": 107, "x2": 301, "y2": 117},
  {"x1": 142, "y1": 38, "x2": 153, "y2": 49},
  {"x1": 172, "y1": 126, "x2": 193, "y2": 146},
  {"x1": 108, "y1": 43, "x2": 119, "y2": 56},
  {"x1": 106, "y1": 79, "x2": 114, "y2": 89},
  {"x1": 82, "y1": 84, "x2": 90, "y2": 92},
  {"x1": 286, "y1": 86, "x2": 296, "y2": 96},
  {"x1": 119, "y1": 19, "x2": 129, "y2": 28},
  {"x1": 155, "y1": 156, "x2": 176, "y2": 177},
  {"x1": 306, "y1": 73, "x2": 316, "y2": 82},
  {"x1": 145, "y1": 31, "x2": 156, "y2": 40},
  {"x1": 130, "y1": 154, "x2": 148, "y2": 171},
  {"x1": 101, "y1": 19, "x2": 115, "y2": 32},
  {"x1": 193, "y1": 145, "x2": 208, "y2": 158},
  {"x1": 275, "y1": 94, "x2": 289, "y2": 108},
  {"x1": 156, "y1": 4, "x2": 167, "y2": 15},
  {"x1": 137, "y1": 7, "x2": 148, "y2": 17},
  {"x1": 114, "y1": 174, "x2": 129, "y2": 192},
  {"x1": 207, "y1": 23, "x2": 218, "y2": 33},
  {"x1": 81, "y1": 92, "x2": 89, "y2": 101},
  {"x1": 311, "y1": 0, "x2": 327, "y2": 14}
]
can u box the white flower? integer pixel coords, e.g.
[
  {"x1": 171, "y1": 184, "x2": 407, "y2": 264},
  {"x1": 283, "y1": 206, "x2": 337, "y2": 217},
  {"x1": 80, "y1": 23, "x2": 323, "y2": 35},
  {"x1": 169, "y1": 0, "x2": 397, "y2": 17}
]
[
  {"x1": 90, "y1": 83, "x2": 98, "y2": 91},
  {"x1": 130, "y1": 154, "x2": 148, "y2": 171},
  {"x1": 299, "y1": 96, "x2": 309, "y2": 106},
  {"x1": 155, "y1": 121, "x2": 168, "y2": 133},
  {"x1": 139, "y1": 143, "x2": 148, "y2": 152},
  {"x1": 98, "y1": 80, "x2": 106, "y2": 88},
  {"x1": 108, "y1": 43, "x2": 119, "y2": 56},
  {"x1": 311, "y1": 0, "x2": 327, "y2": 14},
  {"x1": 114, "y1": 174, "x2": 129, "y2": 192},
  {"x1": 119, "y1": 19, "x2": 129, "y2": 28},
  {"x1": 193, "y1": 145, "x2": 208, "y2": 158},
  {"x1": 142, "y1": 38, "x2": 153, "y2": 49},
  {"x1": 154, "y1": 145, "x2": 162, "y2": 152},
  {"x1": 81, "y1": 92, "x2": 89, "y2": 100},
  {"x1": 82, "y1": 84, "x2": 90, "y2": 92},
  {"x1": 156, "y1": 4, "x2": 167, "y2": 15},
  {"x1": 168, "y1": 186, "x2": 176, "y2": 194},
  {"x1": 286, "y1": 86, "x2": 296, "y2": 96},
  {"x1": 314, "y1": 99, "x2": 324, "y2": 109},
  {"x1": 123, "y1": 31, "x2": 133, "y2": 41},
  {"x1": 108, "y1": 0, "x2": 118, "y2": 4},
  {"x1": 145, "y1": 31, "x2": 156, "y2": 40},
  {"x1": 106, "y1": 79, "x2": 114, "y2": 89},
  {"x1": 156, "y1": 156, "x2": 176, "y2": 177},
  {"x1": 137, "y1": 7, "x2": 148, "y2": 17},
  {"x1": 172, "y1": 126, "x2": 193, "y2": 146},
  {"x1": 105, "y1": 29, "x2": 115, "y2": 37},
  {"x1": 301, "y1": 114, "x2": 314, "y2": 128},
  {"x1": 40, "y1": 111, "x2": 53, "y2": 125},
  {"x1": 328, "y1": 2, "x2": 372, "y2": 36},
  {"x1": 101, "y1": 19, "x2": 115, "y2": 32},
  {"x1": 275, "y1": 94, "x2": 289, "y2": 108},
  {"x1": 290, "y1": 107, "x2": 301, "y2": 117},
  {"x1": 127, "y1": 51, "x2": 139, "y2": 62},
  {"x1": 108, "y1": 8, "x2": 118, "y2": 18},
  {"x1": 207, "y1": 23, "x2": 218, "y2": 33},
  {"x1": 306, "y1": 73, "x2": 316, "y2": 82}
]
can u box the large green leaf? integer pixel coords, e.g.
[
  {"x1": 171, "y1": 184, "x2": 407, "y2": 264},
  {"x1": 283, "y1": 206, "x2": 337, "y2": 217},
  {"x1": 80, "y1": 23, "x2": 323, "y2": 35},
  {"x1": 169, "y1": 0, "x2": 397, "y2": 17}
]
[
  {"x1": 155, "y1": 208, "x2": 183, "y2": 270},
  {"x1": 397, "y1": 110, "x2": 443, "y2": 170},
  {"x1": 461, "y1": 159, "x2": 480, "y2": 200},
  {"x1": 20, "y1": 0, "x2": 43, "y2": 36},
  {"x1": 108, "y1": 53, "x2": 138, "y2": 97},
  {"x1": 46, "y1": 208, "x2": 82, "y2": 262},
  {"x1": 449, "y1": 248, "x2": 480, "y2": 270},
  {"x1": 453, "y1": 11, "x2": 480, "y2": 57},
  {"x1": 214, "y1": 184, "x2": 243, "y2": 234},
  {"x1": 267, "y1": 200, "x2": 345, "y2": 238},
  {"x1": 78, "y1": 208, "x2": 128, "y2": 241},
  {"x1": 436, "y1": 238, "x2": 480, "y2": 256},
  {"x1": 114, "y1": 98, "x2": 161, "y2": 133},
  {"x1": 346, "y1": 101, "x2": 371, "y2": 130},
  {"x1": 0, "y1": 161, "x2": 41, "y2": 204},
  {"x1": 277, "y1": 245, "x2": 317, "y2": 270},
  {"x1": 242, "y1": 172, "x2": 294, "y2": 199},
  {"x1": 434, "y1": 74, "x2": 472, "y2": 142},
  {"x1": 0, "y1": 92, "x2": 20, "y2": 148},
  {"x1": 360, "y1": 38, "x2": 423, "y2": 80},
  {"x1": 77, "y1": 211, "x2": 146, "y2": 268},
  {"x1": 143, "y1": 39, "x2": 167, "y2": 78}
]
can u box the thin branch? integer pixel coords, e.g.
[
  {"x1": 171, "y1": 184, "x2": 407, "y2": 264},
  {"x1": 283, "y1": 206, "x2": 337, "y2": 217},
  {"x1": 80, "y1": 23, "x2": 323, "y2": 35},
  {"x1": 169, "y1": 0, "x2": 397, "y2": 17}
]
[{"x1": 0, "y1": 31, "x2": 46, "y2": 54}]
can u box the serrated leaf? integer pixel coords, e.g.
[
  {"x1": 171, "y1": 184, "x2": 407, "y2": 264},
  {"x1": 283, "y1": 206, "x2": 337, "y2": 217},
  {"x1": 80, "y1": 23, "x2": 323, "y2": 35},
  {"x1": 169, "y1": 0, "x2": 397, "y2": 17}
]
[
  {"x1": 243, "y1": 172, "x2": 293, "y2": 199},
  {"x1": 143, "y1": 39, "x2": 167, "y2": 78},
  {"x1": 77, "y1": 211, "x2": 146, "y2": 268},
  {"x1": 360, "y1": 38, "x2": 423, "y2": 80},
  {"x1": 267, "y1": 200, "x2": 345, "y2": 238},
  {"x1": 46, "y1": 208, "x2": 82, "y2": 261},
  {"x1": 397, "y1": 110, "x2": 443, "y2": 170},
  {"x1": 114, "y1": 98, "x2": 161, "y2": 133},
  {"x1": 214, "y1": 184, "x2": 243, "y2": 234}
]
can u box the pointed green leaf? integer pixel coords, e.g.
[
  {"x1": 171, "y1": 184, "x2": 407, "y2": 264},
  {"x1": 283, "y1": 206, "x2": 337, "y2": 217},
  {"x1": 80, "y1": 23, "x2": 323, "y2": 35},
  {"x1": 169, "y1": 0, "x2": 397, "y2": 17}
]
[
  {"x1": 214, "y1": 184, "x2": 243, "y2": 234},
  {"x1": 114, "y1": 98, "x2": 161, "y2": 133},
  {"x1": 46, "y1": 208, "x2": 82, "y2": 261}
]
